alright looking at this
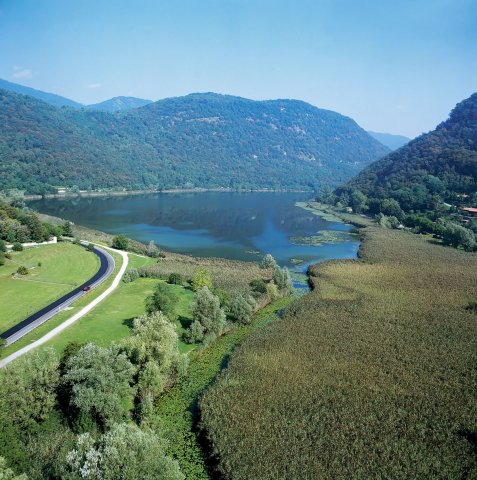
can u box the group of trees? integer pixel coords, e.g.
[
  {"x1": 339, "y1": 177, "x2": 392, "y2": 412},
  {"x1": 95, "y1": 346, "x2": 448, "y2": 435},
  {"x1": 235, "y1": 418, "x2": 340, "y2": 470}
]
[
  {"x1": 320, "y1": 186, "x2": 477, "y2": 252},
  {"x1": 0, "y1": 202, "x2": 69, "y2": 246},
  {"x1": 0, "y1": 311, "x2": 188, "y2": 478}
]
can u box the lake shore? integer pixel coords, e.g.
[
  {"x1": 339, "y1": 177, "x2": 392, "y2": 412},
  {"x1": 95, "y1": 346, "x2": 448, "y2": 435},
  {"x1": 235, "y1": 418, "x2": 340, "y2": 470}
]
[{"x1": 24, "y1": 187, "x2": 309, "y2": 201}]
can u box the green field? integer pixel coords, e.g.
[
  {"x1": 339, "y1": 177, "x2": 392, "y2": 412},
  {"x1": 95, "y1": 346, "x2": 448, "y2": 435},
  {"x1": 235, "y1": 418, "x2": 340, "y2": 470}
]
[
  {"x1": 200, "y1": 226, "x2": 477, "y2": 479},
  {"x1": 0, "y1": 243, "x2": 99, "y2": 332}
]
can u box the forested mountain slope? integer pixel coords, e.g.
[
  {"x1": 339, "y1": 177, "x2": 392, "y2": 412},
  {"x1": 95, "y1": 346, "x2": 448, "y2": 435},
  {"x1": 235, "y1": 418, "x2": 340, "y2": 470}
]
[
  {"x1": 0, "y1": 89, "x2": 389, "y2": 193},
  {"x1": 339, "y1": 93, "x2": 477, "y2": 211}
]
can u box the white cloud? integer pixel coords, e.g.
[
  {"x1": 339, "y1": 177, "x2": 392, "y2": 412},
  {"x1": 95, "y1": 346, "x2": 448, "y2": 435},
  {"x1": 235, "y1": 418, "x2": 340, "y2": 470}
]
[
  {"x1": 87, "y1": 83, "x2": 102, "y2": 89},
  {"x1": 12, "y1": 66, "x2": 32, "y2": 79}
]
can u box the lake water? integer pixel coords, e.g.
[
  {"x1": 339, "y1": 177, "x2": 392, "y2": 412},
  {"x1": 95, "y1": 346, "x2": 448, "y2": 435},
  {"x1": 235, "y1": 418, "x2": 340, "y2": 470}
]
[{"x1": 31, "y1": 192, "x2": 359, "y2": 272}]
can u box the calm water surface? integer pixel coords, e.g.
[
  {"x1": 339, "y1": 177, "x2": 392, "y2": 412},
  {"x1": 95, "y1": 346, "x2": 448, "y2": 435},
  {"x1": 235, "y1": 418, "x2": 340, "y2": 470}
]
[{"x1": 32, "y1": 192, "x2": 359, "y2": 272}]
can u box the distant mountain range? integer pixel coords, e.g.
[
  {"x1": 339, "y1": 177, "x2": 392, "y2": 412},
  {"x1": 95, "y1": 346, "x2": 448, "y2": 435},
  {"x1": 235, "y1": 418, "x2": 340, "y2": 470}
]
[
  {"x1": 86, "y1": 96, "x2": 152, "y2": 112},
  {"x1": 0, "y1": 85, "x2": 389, "y2": 194},
  {"x1": 0, "y1": 79, "x2": 151, "y2": 112},
  {"x1": 339, "y1": 93, "x2": 477, "y2": 212},
  {"x1": 0, "y1": 78, "x2": 83, "y2": 109},
  {"x1": 367, "y1": 131, "x2": 411, "y2": 150}
]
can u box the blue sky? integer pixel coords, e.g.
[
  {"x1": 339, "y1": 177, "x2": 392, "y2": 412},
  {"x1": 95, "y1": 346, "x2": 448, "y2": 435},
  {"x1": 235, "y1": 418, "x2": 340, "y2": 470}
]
[{"x1": 0, "y1": 0, "x2": 476, "y2": 137}]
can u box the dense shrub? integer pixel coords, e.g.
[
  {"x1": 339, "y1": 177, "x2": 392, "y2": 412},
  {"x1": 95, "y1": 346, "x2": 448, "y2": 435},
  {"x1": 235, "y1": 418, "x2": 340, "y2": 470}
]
[
  {"x1": 111, "y1": 234, "x2": 128, "y2": 250},
  {"x1": 145, "y1": 282, "x2": 179, "y2": 319},
  {"x1": 168, "y1": 273, "x2": 184, "y2": 285},
  {"x1": 16, "y1": 266, "x2": 28, "y2": 275},
  {"x1": 12, "y1": 242, "x2": 23, "y2": 252}
]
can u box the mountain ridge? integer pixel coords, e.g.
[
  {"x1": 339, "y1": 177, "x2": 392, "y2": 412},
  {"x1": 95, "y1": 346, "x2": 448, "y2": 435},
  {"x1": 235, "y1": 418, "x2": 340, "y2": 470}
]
[{"x1": 0, "y1": 87, "x2": 389, "y2": 194}]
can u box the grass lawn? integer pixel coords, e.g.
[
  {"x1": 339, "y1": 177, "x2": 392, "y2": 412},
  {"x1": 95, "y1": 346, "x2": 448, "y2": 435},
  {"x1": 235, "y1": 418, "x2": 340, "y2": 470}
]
[
  {"x1": 42, "y1": 251, "x2": 196, "y2": 355},
  {"x1": 0, "y1": 243, "x2": 99, "y2": 332}
]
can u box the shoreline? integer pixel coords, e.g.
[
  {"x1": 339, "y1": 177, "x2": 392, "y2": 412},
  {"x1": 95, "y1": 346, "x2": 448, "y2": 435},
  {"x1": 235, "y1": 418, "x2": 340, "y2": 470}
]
[{"x1": 23, "y1": 187, "x2": 310, "y2": 201}]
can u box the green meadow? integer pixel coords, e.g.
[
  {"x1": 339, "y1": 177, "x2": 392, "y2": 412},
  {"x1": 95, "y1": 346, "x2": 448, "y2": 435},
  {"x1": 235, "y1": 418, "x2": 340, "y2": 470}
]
[{"x1": 0, "y1": 243, "x2": 99, "y2": 332}]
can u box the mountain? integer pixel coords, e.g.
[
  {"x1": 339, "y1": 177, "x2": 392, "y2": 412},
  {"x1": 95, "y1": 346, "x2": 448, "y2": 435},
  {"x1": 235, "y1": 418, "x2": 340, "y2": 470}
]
[
  {"x1": 87, "y1": 96, "x2": 152, "y2": 112},
  {"x1": 0, "y1": 78, "x2": 82, "y2": 108},
  {"x1": 338, "y1": 93, "x2": 477, "y2": 212},
  {"x1": 0, "y1": 89, "x2": 389, "y2": 194},
  {"x1": 367, "y1": 131, "x2": 411, "y2": 150}
]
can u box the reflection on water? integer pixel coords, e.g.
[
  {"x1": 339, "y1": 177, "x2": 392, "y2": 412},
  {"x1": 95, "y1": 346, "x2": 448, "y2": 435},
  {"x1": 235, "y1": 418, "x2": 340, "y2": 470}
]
[{"x1": 31, "y1": 192, "x2": 359, "y2": 271}]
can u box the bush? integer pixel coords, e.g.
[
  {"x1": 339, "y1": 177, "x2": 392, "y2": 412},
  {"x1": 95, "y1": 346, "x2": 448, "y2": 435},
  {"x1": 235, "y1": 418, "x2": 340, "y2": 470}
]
[
  {"x1": 145, "y1": 282, "x2": 179, "y2": 319},
  {"x1": 0, "y1": 240, "x2": 6, "y2": 253},
  {"x1": 12, "y1": 242, "x2": 23, "y2": 252},
  {"x1": 16, "y1": 266, "x2": 28, "y2": 275},
  {"x1": 123, "y1": 268, "x2": 139, "y2": 284},
  {"x1": 250, "y1": 278, "x2": 267, "y2": 294},
  {"x1": 168, "y1": 273, "x2": 184, "y2": 285},
  {"x1": 466, "y1": 301, "x2": 477, "y2": 312},
  {"x1": 86, "y1": 243, "x2": 95, "y2": 252},
  {"x1": 112, "y1": 234, "x2": 129, "y2": 250},
  {"x1": 0, "y1": 254, "x2": 5, "y2": 267}
]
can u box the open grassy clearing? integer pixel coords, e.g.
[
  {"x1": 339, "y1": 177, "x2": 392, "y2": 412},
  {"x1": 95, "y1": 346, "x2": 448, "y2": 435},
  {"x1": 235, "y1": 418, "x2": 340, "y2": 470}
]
[
  {"x1": 0, "y1": 249, "x2": 122, "y2": 359},
  {"x1": 200, "y1": 226, "x2": 477, "y2": 479},
  {"x1": 44, "y1": 277, "x2": 196, "y2": 355},
  {"x1": 0, "y1": 243, "x2": 99, "y2": 332}
]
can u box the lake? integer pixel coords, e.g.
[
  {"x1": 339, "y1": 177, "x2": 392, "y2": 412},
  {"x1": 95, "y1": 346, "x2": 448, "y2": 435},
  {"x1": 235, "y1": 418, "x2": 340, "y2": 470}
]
[{"x1": 31, "y1": 192, "x2": 359, "y2": 272}]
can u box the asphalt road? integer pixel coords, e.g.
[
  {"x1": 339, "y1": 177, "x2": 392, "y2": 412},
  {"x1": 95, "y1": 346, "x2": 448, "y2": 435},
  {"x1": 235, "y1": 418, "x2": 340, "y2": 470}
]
[{"x1": 0, "y1": 243, "x2": 115, "y2": 346}]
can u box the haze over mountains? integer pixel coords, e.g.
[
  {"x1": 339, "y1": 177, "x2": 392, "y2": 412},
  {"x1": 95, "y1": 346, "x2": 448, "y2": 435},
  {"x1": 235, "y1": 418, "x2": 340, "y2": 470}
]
[
  {"x1": 339, "y1": 92, "x2": 477, "y2": 212},
  {"x1": 367, "y1": 131, "x2": 411, "y2": 150},
  {"x1": 0, "y1": 82, "x2": 390, "y2": 194}
]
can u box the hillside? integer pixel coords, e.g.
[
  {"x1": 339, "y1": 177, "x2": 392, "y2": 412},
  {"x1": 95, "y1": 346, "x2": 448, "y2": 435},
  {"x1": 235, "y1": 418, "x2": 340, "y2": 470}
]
[
  {"x1": 367, "y1": 131, "x2": 410, "y2": 150},
  {"x1": 0, "y1": 90, "x2": 389, "y2": 194},
  {"x1": 87, "y1": 96, "x2": 152, "y2": 112},
  {"x1": 339, "y1": 93, "x2": 477, "y2": 212},
  {"x1": 0, "y1": 78, "x2": 82, "y2": 109}
]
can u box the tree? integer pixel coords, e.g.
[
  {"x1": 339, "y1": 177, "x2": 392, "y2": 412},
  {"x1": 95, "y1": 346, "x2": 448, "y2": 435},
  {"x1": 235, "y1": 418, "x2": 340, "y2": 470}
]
[
  {"x1": 0, "y1": 457, "x2": 27, "y2": 480},
  {"x1": 272, "y1": 266, "x2": 292, "y2": 292},
  {"x1": 62, "y1": 344, "x2": 134, "y2": 429},
  {"x1": 145, "y1": 282, "x2": 179, "y2": 319},
  {"x1": 184, "y1": 320, "x2": 205, "y2": 344},
  {"x1": 65, "y1": 423, "x2": 184, "y2": 480},
  {"x1": 12, "y1": 243, "x2": 23, "y2": 252},
  {"x1": 111, "y1": 234, "x2": 128, "y2": 250},
  {"x1": 145, "y1": 240, "x2": 160, "y2": 258},
  {"x1": 0, "y1": 348, "x2": 59, "y2": 430},
  {"x1": 229, "y1": 294, "x2": 256, "y2": 325},
  {"x1": 62, "y1": 221, "x2": 73, "y2": 237},
  {"x1": 350, "y1": 190, "x2": 368, "y2": 213},
  {"x1": 380, "y1": 198, "x2": 404, "y2": 220},
  {"x1": 192, "y1": 268, "x2": 213, "y2": 291},
  {"x1": 190, "y1": 286, "x2": 225, "y2": 337},
  {"x1": 260, "y1": 254, "x2": 277, "y2": 269},
  {"x1": 442, "y1": 223, "x2": 476, "y2": 251},
  {"x1": 86, "y1": 243, "x2": 95, "y2": 252}
]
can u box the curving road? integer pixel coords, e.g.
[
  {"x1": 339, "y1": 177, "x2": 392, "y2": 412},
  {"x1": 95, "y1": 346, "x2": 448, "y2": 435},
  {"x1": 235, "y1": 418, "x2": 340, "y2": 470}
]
[{"x1": 0, "y1": 243, "x2": 115, "y2": 346}]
